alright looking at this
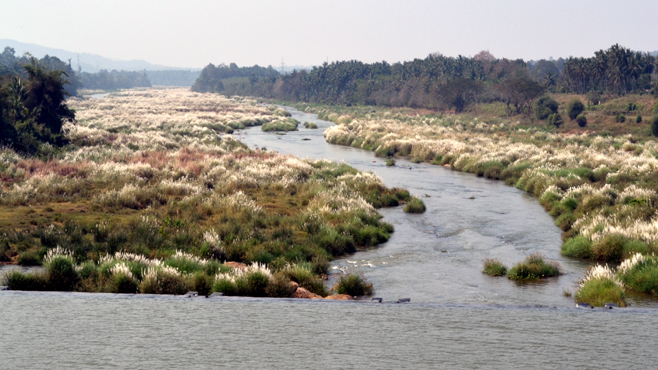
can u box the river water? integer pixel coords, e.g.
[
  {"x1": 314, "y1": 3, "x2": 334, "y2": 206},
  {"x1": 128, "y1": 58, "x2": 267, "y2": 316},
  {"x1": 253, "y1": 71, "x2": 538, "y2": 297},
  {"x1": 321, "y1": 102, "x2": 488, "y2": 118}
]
[{"x1": 1, "y1": 104, "x2": 657, "y2": 369}]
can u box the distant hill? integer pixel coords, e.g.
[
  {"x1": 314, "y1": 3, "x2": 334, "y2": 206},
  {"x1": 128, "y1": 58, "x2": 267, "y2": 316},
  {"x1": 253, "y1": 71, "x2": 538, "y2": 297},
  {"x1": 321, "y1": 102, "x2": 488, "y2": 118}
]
[{"x1": 0, "y1": 39, "x2": 190, "y2": 73}]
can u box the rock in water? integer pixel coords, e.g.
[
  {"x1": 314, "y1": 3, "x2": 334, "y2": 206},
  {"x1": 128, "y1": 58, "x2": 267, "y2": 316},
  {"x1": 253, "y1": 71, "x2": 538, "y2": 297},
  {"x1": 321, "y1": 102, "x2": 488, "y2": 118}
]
[
  {"x1": 324, "y1": 294, "x2": 352, "y2": 300},
  {"x1": 292, "y1": 287, "x2": 323, "y2": 299}
]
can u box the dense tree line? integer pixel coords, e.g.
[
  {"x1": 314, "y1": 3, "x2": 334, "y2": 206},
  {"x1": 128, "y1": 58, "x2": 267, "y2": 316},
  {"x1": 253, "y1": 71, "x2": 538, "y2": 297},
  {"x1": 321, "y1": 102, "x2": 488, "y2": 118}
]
[
  {"x1": 191, "y1": 63, "x2": 279, "y2": 93},
  {"x1": 79, "y1": 70, "x2": 151, "y2": 90},
  {"x1": 0, "y1": 56, "x2": 75, "y2": 155},
  {"x1": 557, "y1": 44, "x2": 656, "y2": 95},
  {"x1": 194, "y1": 44, "x2": 658, "y2": 113}
]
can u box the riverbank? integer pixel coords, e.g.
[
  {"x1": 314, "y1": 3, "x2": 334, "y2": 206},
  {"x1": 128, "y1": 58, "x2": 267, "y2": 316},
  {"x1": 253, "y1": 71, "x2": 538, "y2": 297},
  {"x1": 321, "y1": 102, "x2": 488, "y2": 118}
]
[
  {"x1": 0, "y1": 88, "x2": 415, "y2": 298},
  {"x1": 268, "y1": 100, "x2": 658, "y2": 306}
]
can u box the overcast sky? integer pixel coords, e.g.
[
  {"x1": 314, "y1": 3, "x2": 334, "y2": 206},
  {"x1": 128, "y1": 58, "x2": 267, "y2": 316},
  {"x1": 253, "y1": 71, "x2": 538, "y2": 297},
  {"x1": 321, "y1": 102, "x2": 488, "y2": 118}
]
[{"x1": 3, "y1": 0, "x2": 657, "y2": 68}]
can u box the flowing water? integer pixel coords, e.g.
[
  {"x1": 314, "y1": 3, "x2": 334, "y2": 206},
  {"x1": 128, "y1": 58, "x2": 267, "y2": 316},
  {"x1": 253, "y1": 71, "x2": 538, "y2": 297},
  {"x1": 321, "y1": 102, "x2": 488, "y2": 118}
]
[{"x1": 1, "y1": 104, "x2": 657, "y2": 369}]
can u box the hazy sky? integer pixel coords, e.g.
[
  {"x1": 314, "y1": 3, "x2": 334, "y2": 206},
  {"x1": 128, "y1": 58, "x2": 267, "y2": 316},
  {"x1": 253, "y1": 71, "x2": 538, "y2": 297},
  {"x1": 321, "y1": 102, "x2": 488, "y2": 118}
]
[{"x1": 3, "y1": 0, "x2": 657, "y2": 68}]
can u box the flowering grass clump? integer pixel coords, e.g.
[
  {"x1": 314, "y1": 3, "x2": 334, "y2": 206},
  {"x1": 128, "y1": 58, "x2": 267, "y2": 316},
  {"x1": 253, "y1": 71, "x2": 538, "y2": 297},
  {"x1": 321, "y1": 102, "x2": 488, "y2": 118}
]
[
  {"x1": 482, "y1": 258, "x2": 507, "y2": 276},
  {"x1": 616, "y1": 253, "x2": 658, "y2": 295},
  {"x1": 575, "y1": 264, "x2": 626, "y2": 307},
  {"x1": 507, "y1": 253, "x2": 561, "y2": 281}
]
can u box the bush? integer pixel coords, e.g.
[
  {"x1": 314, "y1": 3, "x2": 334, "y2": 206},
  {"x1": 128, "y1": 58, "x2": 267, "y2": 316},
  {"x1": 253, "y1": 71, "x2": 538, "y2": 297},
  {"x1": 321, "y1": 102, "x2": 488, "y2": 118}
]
[
  {"x1": 386, "y1": 159, "x2": 396, "y2": 166},
  {"x1": 482, "y1": 259, "x2": 507, "y2": 276},
  {"x1": 265, "y1": 272, "x2": 296, "y2": 298},
  {"x1": 507, "y1": 253, "x2": 561, "y2": 280},
  {"x1": 547, "y1": 113, "x2": 563, "y2": 128},
  {"x1": 636, "y1": 115, "x2": 642, "y2": 124},
  {"x1": 534, "y1": 96, "x2": 559, "y2": 120},
  {"x1": 576, "y1": 114, "x2": 587, "y2": 127},
  {"x1": 616, "y1": 113, "x2": 626, "y2": 123},
  {"x1": 651, "y1": 116, "x2": 658, "y2": 137},
  {"x1": 404, "y1": 197, "x2": 426, "y2": 213},
  {"x1": 575, "y1": 278, "x2": 626, "y2": 307},
  {"x1": 561, "y1": 236, "x2": 592, "y2": 259},
  {"x1": 336, "y1": 274, "x2": 373, "y2": 296},
  {"x1": 567, "y1": 99, "x2": 585, "y2": 120}
]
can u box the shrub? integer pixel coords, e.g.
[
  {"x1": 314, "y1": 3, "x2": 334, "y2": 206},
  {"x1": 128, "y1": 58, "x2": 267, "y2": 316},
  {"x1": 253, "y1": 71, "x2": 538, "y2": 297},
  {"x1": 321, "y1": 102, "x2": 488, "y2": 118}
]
[
  {"x1": 404, "y1": 197, "x2": 426, "y2": 213},
  {"x1": 482, "y1": 259, "x2": 507, "y2": 276},
  {"x1": 386, "y1": 159, "x2": 396, "y2": 166},
  {"x1": 651, "y1": 116, "x2": 658, "y2": 137},
  {"x1": 547, "y1": 113, "x2": 563, "y2": 128},
  {"x1": 265, "y1": 271, "x2": 296, "y2": 298},
  {"x1": 616, "y1": 113, "x2": 626, "y2": 123},
  {"x1": 561, "y1": 236, "x2": 592, "y2": 259},
  {"x1": 336, "y1": 274, "x2": 373, "y2": 296},
  {"x1": 567, "y1": 99, "x2": 585, "y2": 120},
  {"x1": 576, "y1": 278, "x2": 626, "y2": 307},
  {"x1": 576, "y1": 114, "x2": 587, "y2": 127},
  {"x1": 507, "y1": 253, "x2": 561, "y2": 280},
  {"x1": 636, "y1": 115, "x2": 642, "y2": 124},
  {"x1": 534, "y1": 96, "x2": 559, "y2": 120}
]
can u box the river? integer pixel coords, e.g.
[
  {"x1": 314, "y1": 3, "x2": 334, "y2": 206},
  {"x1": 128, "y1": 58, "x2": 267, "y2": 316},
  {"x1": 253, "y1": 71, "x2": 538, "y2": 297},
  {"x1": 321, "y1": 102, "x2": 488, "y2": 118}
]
[{"x1": 1, "y1": 104, "x2": 656, "y2": 369}]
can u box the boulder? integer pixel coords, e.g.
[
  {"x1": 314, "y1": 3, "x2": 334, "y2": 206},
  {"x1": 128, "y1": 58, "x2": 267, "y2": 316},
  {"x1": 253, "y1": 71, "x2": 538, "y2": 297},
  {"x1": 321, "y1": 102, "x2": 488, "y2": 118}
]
[
  {"x1": 292, "y1": 287, "x2": 323, "y2": 299},
  {"x1": 224, "y1": 261, "x2": 247, "y2": 270},
  {"x1": 324, "y1": 294, "x2": 352, "y2": 300}
]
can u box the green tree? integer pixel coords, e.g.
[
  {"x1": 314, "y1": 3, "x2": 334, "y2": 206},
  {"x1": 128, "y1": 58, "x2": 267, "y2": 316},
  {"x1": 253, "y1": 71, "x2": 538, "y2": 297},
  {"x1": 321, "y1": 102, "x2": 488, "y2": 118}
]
[
  {"x1": 534, "y1": 95, "x2": 559, "y2": 120},
  {"x1": 438, "y1": 78, "x2": 483, "y2": 112},
  {"x1": 497, "y1": 78, "x2": 545, "y2": 116},
  {"x1": 576, "y1": 114, "x2": 587, "y2": 127},
  {"x1": 567, "y1": 99, "x2": 585, "y2": 120}
]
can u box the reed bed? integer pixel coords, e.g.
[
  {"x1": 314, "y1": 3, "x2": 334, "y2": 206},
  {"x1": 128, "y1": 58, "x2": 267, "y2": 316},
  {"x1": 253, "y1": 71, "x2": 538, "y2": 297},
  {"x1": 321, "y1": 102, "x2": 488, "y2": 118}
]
[
  {"x1": 284, "y1": 102, "x2": 658, "y2": 299},
  {"x1": 0, "y1": 89, "x2": 396, "y2": 297}
]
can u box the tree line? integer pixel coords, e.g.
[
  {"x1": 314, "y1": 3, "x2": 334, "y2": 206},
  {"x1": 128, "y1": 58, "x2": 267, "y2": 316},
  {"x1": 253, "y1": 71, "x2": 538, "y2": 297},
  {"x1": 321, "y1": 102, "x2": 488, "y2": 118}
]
[
  {"x1": 193, "y1": 44, "x2": 658, "y2": 114},
  {"x1": 78, "y1": 69, "x2": 151, "y2": 90}
]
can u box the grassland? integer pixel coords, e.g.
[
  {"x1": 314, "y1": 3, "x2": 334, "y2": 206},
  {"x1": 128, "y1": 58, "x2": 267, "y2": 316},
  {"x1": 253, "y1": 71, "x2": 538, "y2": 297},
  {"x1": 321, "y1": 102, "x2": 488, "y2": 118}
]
[
  {"x1": 0, "y1": 88, "x2": 412, "y2": 298},
  {"x1": 270, "y1": 93, "x2": 658, "y2": 303}
]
